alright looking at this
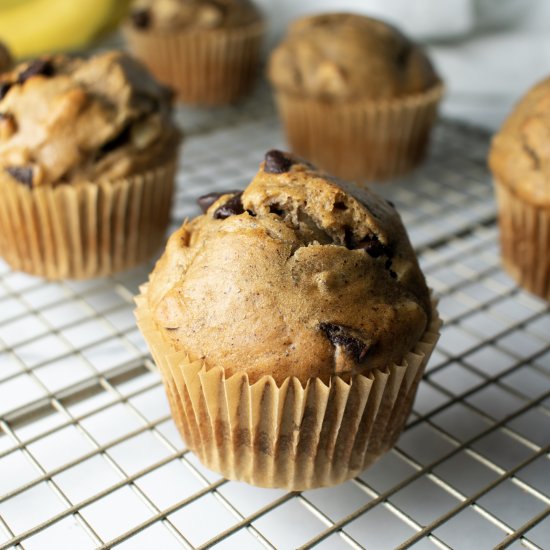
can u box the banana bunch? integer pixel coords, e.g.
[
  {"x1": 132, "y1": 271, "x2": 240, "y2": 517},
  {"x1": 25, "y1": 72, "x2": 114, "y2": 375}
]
[{"x1": 0, "y1": 0, "x2": 132, "y2": 59}]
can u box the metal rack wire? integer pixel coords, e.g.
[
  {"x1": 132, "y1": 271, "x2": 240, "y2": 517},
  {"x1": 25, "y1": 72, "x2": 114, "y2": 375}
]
[{"x1": 0, "y1": 84, "x2": 549, "y2": 550}]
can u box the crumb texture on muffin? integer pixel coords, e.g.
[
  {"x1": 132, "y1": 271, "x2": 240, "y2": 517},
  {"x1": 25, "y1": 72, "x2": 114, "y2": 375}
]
[
  {"x1": 0, "y1": 51, "x2": 180, "y2": 187},
  {"x1": 147, "y1": 150, "x2": 431, "y2": 384},
  {"x1": 130, "y1": 0, "x2": 261, "y2": 31},
  {"x1": 489, "y1": 76, "x2": 550, "y2": 206},
  {"x1": 268, "y1": 13, "x2": 439, "y2": 101}
]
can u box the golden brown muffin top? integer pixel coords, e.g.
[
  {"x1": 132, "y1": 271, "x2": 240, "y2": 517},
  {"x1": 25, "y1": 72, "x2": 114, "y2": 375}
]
[
  {"x1": 489, "y1": 76, "x2": 550, "y2": 206},
  {"x1": 0, "y1": 51, "x2": 180, "y2": 188},
  {"x1": 268, "y1": 13, "x2": 439, "y2": 101},
  {"x1": 0, "y1": 42, "x2": 12, "y2": 74},
  {"x1": 129, "y1": 0, "x2": 261, "y2": 32},
  {"x1": 147, "y1": 150, "x2": 431, "y2": 385}
]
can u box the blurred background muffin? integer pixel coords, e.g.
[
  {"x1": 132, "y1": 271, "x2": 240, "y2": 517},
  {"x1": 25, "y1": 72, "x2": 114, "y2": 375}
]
[
  {"x1": 0, "y1": 51, "x2": 180, "y2": 279},
  {"x1": 123, "y1": 0, "x2": 264, "y2": 105},
  {"x1": 268, "y1": 13, "x2": 444, "y2": 183},
  {"x1": 489, "y1": 76, "x2": 550, "y2": 301}
]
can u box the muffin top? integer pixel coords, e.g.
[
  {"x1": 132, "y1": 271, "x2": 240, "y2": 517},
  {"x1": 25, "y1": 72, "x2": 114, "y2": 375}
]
[
  {"x1": 0, "y1": 42, "x2": 12, "y2": 73},
  {"x1": 0, "y1": 51, "x2": 180, "y2": 188},
  {"x1": 147, "y1": 150, "x2": 431, "y2": 385},
  {"x1": 489, "y1": 76, "x2": 550, "y2": 206},
  {"x1": 268, "y1": 13, "x2": 439, "y2": 101},
  {"x1": 129, "y1": 0, "x2": 261, "y2": 32}
]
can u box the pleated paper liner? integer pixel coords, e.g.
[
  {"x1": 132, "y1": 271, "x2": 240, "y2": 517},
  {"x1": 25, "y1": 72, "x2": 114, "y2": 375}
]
[
  {"x1": 123, "y1": 21, "x2": 264, "y2": 106},
  {"x1": 135, "y1": 288, "x2": 441, "y2": 490},
  {"x1": 274, "y1": 83, "x2": 444, "y2": 183},
  {"x1": 0, "y1": 160, "x2": 177, "y2": 280},
  {"x1": 495, "y1": 180, "x2": 550, "y2": 301}
]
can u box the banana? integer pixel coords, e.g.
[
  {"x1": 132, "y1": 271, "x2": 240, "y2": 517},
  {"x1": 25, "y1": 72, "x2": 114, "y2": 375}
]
[{"x1": 0, "y1": 0, "x2": 114, "y2": 59}]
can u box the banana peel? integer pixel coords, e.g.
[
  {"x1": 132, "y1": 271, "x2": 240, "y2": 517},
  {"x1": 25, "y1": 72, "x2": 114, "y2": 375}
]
[{"x1": 0, "y1": 0, "x2": 132, "y2": 59}]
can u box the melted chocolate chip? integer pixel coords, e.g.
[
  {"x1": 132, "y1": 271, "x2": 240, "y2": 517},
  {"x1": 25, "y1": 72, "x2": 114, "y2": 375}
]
[
  {"x1": 6, "y1": 166, "x2": 33, "y2": 187},
  {"x1": 268, "y1": 203, "x2": 285, "y2": 216},
  {"x1": 197, "y1": 190, "x2": 241, "y2": 213},
  {"x1": 99, "y1": 125, "x2": 132, "y2": 155},
  {"x1": 264, "y1": 150, "x2": 293, "y2": 174},
  {"x1": 0, "y1": 82, "x2": 12, "y2": 100},
  {"x1": 333, "y1": 201, "x2": 347, "y2": 210},
  {"x1": 131, "y1": 8, "x2": 151, "y2": 29},
  {"x1": 319, "y1": 323, "x2": 370, "y2": 363},
  {"x1": 213, "y1": 192, "x2": 244, "y2": 220},
  {"x1": 18, "y1": 59, "x2": 54, "y2": 84},
  {"x1": 385, "y1": 258, "x2": 398, "y2": 279},
  {"x1": 361, "y1": 237, "x2": 390, "y2": 258},
  {"x1": 343, "y1": 228, "x2": 392, "y2": 258}
]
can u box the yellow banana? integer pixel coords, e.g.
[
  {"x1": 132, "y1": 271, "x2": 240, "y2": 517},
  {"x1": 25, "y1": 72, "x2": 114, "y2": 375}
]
[{"x1": 0, "y1": 0, "x2": 114, "y2": 59}]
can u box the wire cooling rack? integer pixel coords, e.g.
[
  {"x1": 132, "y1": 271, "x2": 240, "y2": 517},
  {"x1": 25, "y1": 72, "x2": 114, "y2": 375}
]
[{"x1": 0, "y1": 82, "x2": 549, "y2": 550}]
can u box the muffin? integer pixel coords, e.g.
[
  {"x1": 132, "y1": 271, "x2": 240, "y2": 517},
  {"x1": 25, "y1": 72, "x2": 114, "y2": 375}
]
[
  {"x1": 123, "y1": 0, "x2": 264, "y2": 105},
  {"x1": 268, "y1": 13, "x2": 444, "y2": 182},
  {"x1": 135, "y1": 150, "x2": 441, "y2": 489},
  {"x1": 489, "y1": 77, "x2": 550, "y2": 300},
  {"x1": 0, "y1": 51, "x2": 181, "y2": 280}
]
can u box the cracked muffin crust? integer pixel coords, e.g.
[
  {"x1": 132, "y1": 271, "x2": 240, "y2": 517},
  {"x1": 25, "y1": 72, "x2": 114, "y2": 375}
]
[
  {"x1": 489, "y1": 76, "x2": 550, "y2": 207},
  {"x1": 129, "y1": 0, "x2": 261, "y2": 32},
  {"x1": 147, "y1": 150, "x2": 431, "y2": 384},
  {"x1": 0, "y1": 51, "x2": 179, "y2": 187},
  {"x1": 268, "y1": 12, "x2": 439, "y2": 101}
]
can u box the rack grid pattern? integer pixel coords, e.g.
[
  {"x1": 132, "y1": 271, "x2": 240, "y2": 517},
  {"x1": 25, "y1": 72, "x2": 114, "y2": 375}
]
[{"x1": 0, "y1": 86, "x2": 549, "y2": 550}]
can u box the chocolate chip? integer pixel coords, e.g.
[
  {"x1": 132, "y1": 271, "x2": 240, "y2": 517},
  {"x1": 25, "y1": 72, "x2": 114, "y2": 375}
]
[
  {"x1": 333, "y1": 201, "x2": 347, "y2": 210},
  {"x1": 264, "y1": 150, "x2": 293, "y2": 174},
  {"x1": 0, "y1": 82, "x2": 11, "y2": 100},
  {"x1": 131, "y1": 8, "x2": 151, "y2": 29},
  {"x1": 319, "y1": 323, "x2": 370, "y2": 363},
  {"x1": 343, "y1": 228, "x2": 392, "y2": 258},
  {"x1": 268, "y1": 203, "x2": 285, "y2": 216},
  {"x1": 6, "y1": 166, "x2": 33, "y2": 187},
  {"x1": 351, "y1": 234, "x2": 391, "y2": 258},
  {"x1": 18, "y1": 59, "x2": 54, "y2": 84},
  {"x1": 99, "y1": 125, "x2": 132, "y2": 155},
  {"x1": 385, "y1": 258, "x2": 398, "y2": 279},
  {"x1": 197, "y1": 190, "x2": 241, "y2": 213},
  {"x1": 213, "y1": 192, "x2": 244, "y2": 220}
]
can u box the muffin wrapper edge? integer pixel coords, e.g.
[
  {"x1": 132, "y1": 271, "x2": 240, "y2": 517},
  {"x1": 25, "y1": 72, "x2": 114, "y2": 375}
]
[
  {"x1": 495, "y1": 179, "x2": 550, "y2": 300},
  {"x1": 274, "y1": 83, "x2": 444, "y2": 183},
  {"x1": 0, "y1": 160, "x2": 177, "y2": 280},
  {"x1": 135, "y1": 288, "x2": 441, "y2": 490},
  {"x1": 123, "y1": 22, "x2": 264, "y2": 106}
]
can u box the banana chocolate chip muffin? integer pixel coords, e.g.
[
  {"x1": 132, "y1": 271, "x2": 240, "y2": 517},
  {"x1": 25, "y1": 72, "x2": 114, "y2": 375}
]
[
  {"x1": 489, "y1": 76, "x2": 550, "y2": 300},
  {"x1": 136, "y1": 150, "x2": 440, "y2": 489},
  {"x1": 268, "y1": 13, "x2": 444, "y2": 182},
  {"x1": 124, "y1": 0, "x2": 264, "y2": 105},
  {"x1": 0, "y1": 51, "x2": 180, "y2": 279}
]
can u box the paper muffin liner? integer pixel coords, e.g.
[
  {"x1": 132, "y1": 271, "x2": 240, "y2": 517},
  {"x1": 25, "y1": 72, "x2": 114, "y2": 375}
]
[
  {"x1": 135, "y1": 288, "x2": 441, "y2": 490},
  {"x1": 123, "y1": 21, "x2": 264, "y2": 106},
  {"x1": 274, "y1": 83, "x2": 444, "y2": 183},
  {"x1": 0, "y1": 160, "x2": 177, "y2": 280},
  {"x1": 495, "y1": 180, "x2": 550, "y2": 300}
]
